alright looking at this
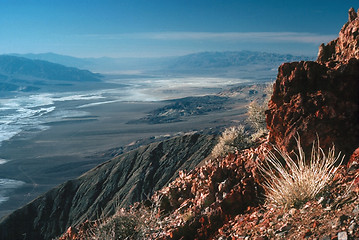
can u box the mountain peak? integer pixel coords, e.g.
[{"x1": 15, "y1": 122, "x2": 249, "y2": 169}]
[{"x1": 317, "y1": 8, "x2": 359, "y2": 65}]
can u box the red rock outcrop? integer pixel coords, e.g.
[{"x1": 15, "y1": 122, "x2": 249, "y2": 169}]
[
  {"x1": 266, "y1": 8, "x2": 359, "y2": 160},
  {"x1": 318, "y1": 8, "x2": 359, "y2": 65},
  {"x1": 151, "y1": 140, "x2": 268, "y2": 239},
  {"x1": 57, "y1": 139, "x2": 269, "y2": 240}
]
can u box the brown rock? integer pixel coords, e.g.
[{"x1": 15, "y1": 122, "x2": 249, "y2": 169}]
[
  {"x1": 349, "y1": 7, "x2": 357, "y2": 22},
  {"x1": 266, "y1": 9, "x2": 359, "y2": 160},
  {"x1": 347, "y1": 147, "x2": 359, "y2": 170},
  {"x1": 317, "y1": 8, "x2": 359, "y2": 65},
  {"x1": 304, "y1": 229, "x2": 313, "y2": 237}
]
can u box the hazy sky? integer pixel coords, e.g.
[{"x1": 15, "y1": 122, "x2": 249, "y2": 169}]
[{"x1": 0, "y1": 0, "x2": 358, "y2": 58}]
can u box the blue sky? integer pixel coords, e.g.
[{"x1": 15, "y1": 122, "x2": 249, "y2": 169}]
[{"x1": 0, "y1": 0, "x2": 358, "y2": 58}]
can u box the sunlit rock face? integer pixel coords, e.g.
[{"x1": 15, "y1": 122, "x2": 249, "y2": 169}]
[{"x1": 266, "y1": 8, "x2": 359, "y2": 161}]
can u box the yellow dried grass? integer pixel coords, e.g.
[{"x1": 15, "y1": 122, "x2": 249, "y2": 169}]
[{"x1": 260, "y1": 136, "x2": 343, "y2": 208}]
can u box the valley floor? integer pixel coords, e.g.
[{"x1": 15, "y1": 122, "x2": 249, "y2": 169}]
[{"x1": 0, "y1": 83, "x2": 265, "y2": 217}]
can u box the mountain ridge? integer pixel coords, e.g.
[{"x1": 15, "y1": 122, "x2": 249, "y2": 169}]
[
  {"x1": 0, "y1": 55, "x2": 102, "y2": 93},
  {"x1": 11, "y1": 51, "x2": 315, "y2": 78},
  {"x1": 0, "y1": 133, "x2": 216, "y2": 240}
]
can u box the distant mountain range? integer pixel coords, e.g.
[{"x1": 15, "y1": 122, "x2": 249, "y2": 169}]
[
  {"x1": 161, "y1": 51, "x2": 315, "y2": 79},
  {"x1": 0, "y1": 55, "x2": 102, "y2": 93},
  {"x1": 167, "y1": 51, "x2": 314, "y2": 69},
  {"x1": 11, "y1": 51, "x2": 315, "y2": 79},
  {"x1": 10, "y1": 53, "x2": 170, "y2": 73},
  {"x1": 0, "y1": 51, "x2": 315, "y2": 93}
]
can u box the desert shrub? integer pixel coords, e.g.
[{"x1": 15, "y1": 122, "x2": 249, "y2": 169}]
[
  {"x1": 89, "y1": 201, "x2": 167, "y2": 240},
  {"x1": 91, "y1": 212, "x2": 139, "y2": 239},
  {"x1": 249, "y1": 125, "x2": 268, "y2": 142},
  {"x1": 247, "y1": 101, "x2": 267, "y2": 131},
  {"x1": 211, "y1": 125, "x2": 251, "y2": 158},
  {"x1": 247, "y1": 83, "x2": 273, "y2": 137},
  {"x1": 260, "y1": 137, "x2": 343, "y2": 208}
]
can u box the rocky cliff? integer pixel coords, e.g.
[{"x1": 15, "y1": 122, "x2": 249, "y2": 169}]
[
  {"x1": 266, "y1": 8, "x2": 359, "y2": 159},
  {"x1": 0, "y1": 133, "x2": 216, "y2": 240}
]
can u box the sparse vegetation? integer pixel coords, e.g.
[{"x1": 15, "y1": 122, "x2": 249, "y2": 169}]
[
  {"x1": 211, "y1": 125, "x2": 252, "y2": 158},
  {"x1": 88, "y1": 200, "x2": 168, "y2": 240},
  {"x1": 260, "y1": 137, "x2": 344, "y2": 208},
  {"x1": 90, "y1": 211, "x2": 138, "y2": 239},
  {"x1": 247, "y1": 83, "x2": 273, "y2": 138},
  {"x1": 247, "y1": 100, "x2": 267, "y2": 131}
]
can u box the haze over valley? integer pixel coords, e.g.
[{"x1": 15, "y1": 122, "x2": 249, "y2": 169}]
[{"x1": 0, "y1": 50, "x2": 291, "y2": 216}]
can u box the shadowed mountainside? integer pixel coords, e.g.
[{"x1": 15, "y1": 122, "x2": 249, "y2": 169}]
[
  {"x1": 0, "y1": 55, "x2": 101, "y2": 93},
  {"x1": 0, "y1": 133, "x2": 216, "y2": 240}
]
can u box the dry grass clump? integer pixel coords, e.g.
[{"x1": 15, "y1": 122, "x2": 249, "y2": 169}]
[
  {"x1": 247, "y1": 101, "x2": 268, "y2": 132},
  {"x1": 211, "y1": 125, "x2": 251, "y2": 158},
  {"x1": 89, "y1": 200, "x2": 167, "y2": 240},
  {"x1": 90, "y1": 211, "x2": 138, "y2": 239},
  {"x1": 260, "y1": 137, "x2": 343, "y2": 208},
  {"x1": 247, "y1": 83, "x2": 273, "y2": 134}
]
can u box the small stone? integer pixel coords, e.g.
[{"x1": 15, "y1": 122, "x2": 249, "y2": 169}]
[
  {"x1": 304, "y1": 229, "x2": 312, "y2": 237},
  {"x1": 352, "y1": 205, "x2": 359, "y2": 214},
  {"x1": 324, "y1": 206, "x2": 332, "y2": 211},
  {"x1": 330, "y1": 219, "x2": 339, "y2": 229},
  {"x1": 279, "y1": 223, "x2": 292, "y2": 232},
  {"x1": 313, "y1": 220, "x2": 319, "y2": 228},
  {"x1": 338, "y1": 214, "x2": 349, "y2": 225},
  {"x1": 349, "y1": 222, "x2": 356, "y2": 234},
  {"x1": 275, "y1": 231, "x2": 287, "y2": 237},
  {"x1": 319, "y1": 235, "x2": 331, "y2": 240},
  {"x1": 338, "y1": 231, "x2": 348, "y2": 240},
  {"x1": 303, "y1": 203, "x2": 310, "y2": 210},
  {"x1": 253, "y1": 237, "x2": 266, "y2": 240},
  {"x1": 317, "y1": 196, "x2": 325, "y2": 204},
  {"x1": 289, "y1": 208, "x2": 297, "y2": 216}
]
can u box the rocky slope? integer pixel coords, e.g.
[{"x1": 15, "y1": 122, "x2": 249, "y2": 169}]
[
  {"x1": 57, "y1": 8, "x2": 359, "y2": 239},
  {"x1": 0, "y1": 133, "x2": 216, "y2": 240},
  {"x1": 266, "y1": 8, "x2": 359, "y2": 160}
]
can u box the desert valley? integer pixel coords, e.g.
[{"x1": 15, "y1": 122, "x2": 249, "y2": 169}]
[{"x1": 0, "y1": 2, "x2": 358, "y2": 240}]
